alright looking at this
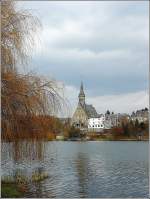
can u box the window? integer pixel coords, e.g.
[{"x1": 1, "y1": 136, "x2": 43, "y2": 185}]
[
  {"x1": 98, "y1": 125, "x2": 100, "y2": 127},
  {"x1": 93, "y1": 125, "x2": 94, "y2": 128}
]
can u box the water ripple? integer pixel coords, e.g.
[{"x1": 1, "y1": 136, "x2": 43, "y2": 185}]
[{"x1": 2, "y1": 141, "x2": 149, "y2": 198}]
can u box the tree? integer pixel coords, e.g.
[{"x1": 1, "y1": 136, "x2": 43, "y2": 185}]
[
  {"x1": 1, "y1": 1, "x2": 66, "y2": 140},
  {"x1": 128, "y1": 120, "x2": 136, "y2": 136},
  {"x1": 111, "y1": 127, "x2": 123, "y2": 139},
  {"x1": 139, "y1": 122, "x2": 146, "y2": 130},
  {"x1": 135, "y1": 119, "x2": 139, "y2": 129},
  {"x1": 106, "y1": 110, "x2": 110, "y2": 115},
  {"x1": 122, "y1": 123, "x2": 130, "y2": 137},
  {"x1": 1, "y1": 1, "x2": 40, "y2": 72},
  {"x1": 68, "y1": 126, "x2": 80, "y2": 138}
]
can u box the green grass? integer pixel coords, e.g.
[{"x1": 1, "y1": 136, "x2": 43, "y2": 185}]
[{"x1": 1, "y1": 183, "x2": 24, "y2": 198}]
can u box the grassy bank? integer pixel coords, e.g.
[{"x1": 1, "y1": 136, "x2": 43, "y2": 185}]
[
  {"x1": 1, "y1": 172, "x2": 49, "y2": 198},
  {"x1": 92, "y1": 138, "x2": 149, "y2": 141},
  {"x1": 1, "y1": 183, "x2": 25, "y2": 198}
]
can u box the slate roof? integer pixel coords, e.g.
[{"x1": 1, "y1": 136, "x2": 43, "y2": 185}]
[{"x1": 85, "y1": 104, "x2": 98, "y2": 118}]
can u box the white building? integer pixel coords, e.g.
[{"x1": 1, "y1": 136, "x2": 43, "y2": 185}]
[
  {"x1": 88, "y1": 115, "x2": 105, "y2": 132},
  {"x1": 104, "y1": 119, "x2": 112, "y2": 129}
]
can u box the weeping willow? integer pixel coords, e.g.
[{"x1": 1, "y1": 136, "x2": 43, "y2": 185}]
[
  {"x1": 1, "y1": 1, "x2": 66, "y2": 140},
  {"x1": 1, "y1": 0, "x2": 40, "y2": 72},
  {"x1": 1, "y1": 2, "x2": 69, "y2": 190}
]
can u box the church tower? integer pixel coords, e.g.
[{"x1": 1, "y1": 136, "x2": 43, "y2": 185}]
[
  {"x1": 78, "y1": 82, "x2": 85, "y2": 107},
  {"x1": 71, "y1": 82, "x2": 98, "y2": 130}
]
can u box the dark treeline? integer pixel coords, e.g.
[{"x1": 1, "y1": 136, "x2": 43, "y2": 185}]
[{"x1": 112, "y1": 120, "x2": 148, "y2": 137}]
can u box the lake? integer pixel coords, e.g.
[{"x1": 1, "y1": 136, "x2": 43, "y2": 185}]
[{"x1": 1, "y1": 141, "x2": 149, "y2": 198}]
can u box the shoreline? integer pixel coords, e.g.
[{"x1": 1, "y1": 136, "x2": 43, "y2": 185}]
[
  {"x1": 55, "y1": 138, "x2": 149, "y2": 142},
  {"x1": 2, "y1": 138, "x2": 149, "y2": 142}
]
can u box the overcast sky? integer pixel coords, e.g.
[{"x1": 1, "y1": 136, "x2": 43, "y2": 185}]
[{"x1": 18, "y1": 1, "x2": 149, "y2": 116}]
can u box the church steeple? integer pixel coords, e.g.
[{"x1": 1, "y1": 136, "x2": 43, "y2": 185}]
[{"x1": 78, "y1": 82, "x2": 85, "y2": 107}]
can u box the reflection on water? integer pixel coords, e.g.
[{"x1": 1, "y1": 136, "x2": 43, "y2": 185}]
[
  {"x1": 1, "y1": 140, "x2": 46, "y2": 178},
  {"x1": 1, "y1": 141, "x2": 149, "y2": 198}
]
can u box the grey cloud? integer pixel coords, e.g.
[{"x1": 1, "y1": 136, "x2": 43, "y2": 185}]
[{"x1": 18, "y1": 1, "x2": 149, "y2": 107}]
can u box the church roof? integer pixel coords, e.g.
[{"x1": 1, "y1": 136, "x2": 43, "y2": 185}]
[{"x1": 85, "y1": 104, "x2": 98, "y2": 118}]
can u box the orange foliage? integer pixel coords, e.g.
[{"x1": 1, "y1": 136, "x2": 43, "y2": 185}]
[
  {"x1": 2, "y1": 114, "x2": 63, "y2": 141},
  {"x1": 1, "y1": 1, "x2": 65, "y2": 141},
  {"x1": 111, "y1": 127, "x2": 124, "y2": 136}
]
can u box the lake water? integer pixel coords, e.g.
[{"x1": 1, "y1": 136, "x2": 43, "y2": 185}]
[{"x1": 1, "y1": 141, "x2": 149, "y2": 198}]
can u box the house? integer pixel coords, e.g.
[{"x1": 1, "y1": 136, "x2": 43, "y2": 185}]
[
  {"x1": 131, "y1": 108, "x2": 149, "y2": 123},
  {"x1": 88, "y1": 116, "x2": 105, "y2": 132}
]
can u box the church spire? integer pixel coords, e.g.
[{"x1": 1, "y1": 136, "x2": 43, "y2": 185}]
[
  {"x1": 79, "y1": 81, "x2": 85, "y2": 96},
  {"x1": 78, "y1": 81, "x2": 85, "y2": 107}
]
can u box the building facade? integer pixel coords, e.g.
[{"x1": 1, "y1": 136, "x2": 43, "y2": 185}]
[
  {"x1": 71, "y1": 83, "x2": 120, "y2": 132},
  {"x1": 131, "y1": 108, "x2": 149, "y2": 123},
  {"x1": 88, "y1": 116, "x2": 105, "y2": 132}
]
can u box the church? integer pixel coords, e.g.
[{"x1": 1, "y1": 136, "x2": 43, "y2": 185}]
[{"x1": 71, "y1": 82, "x2": 99, "y2": 131}]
